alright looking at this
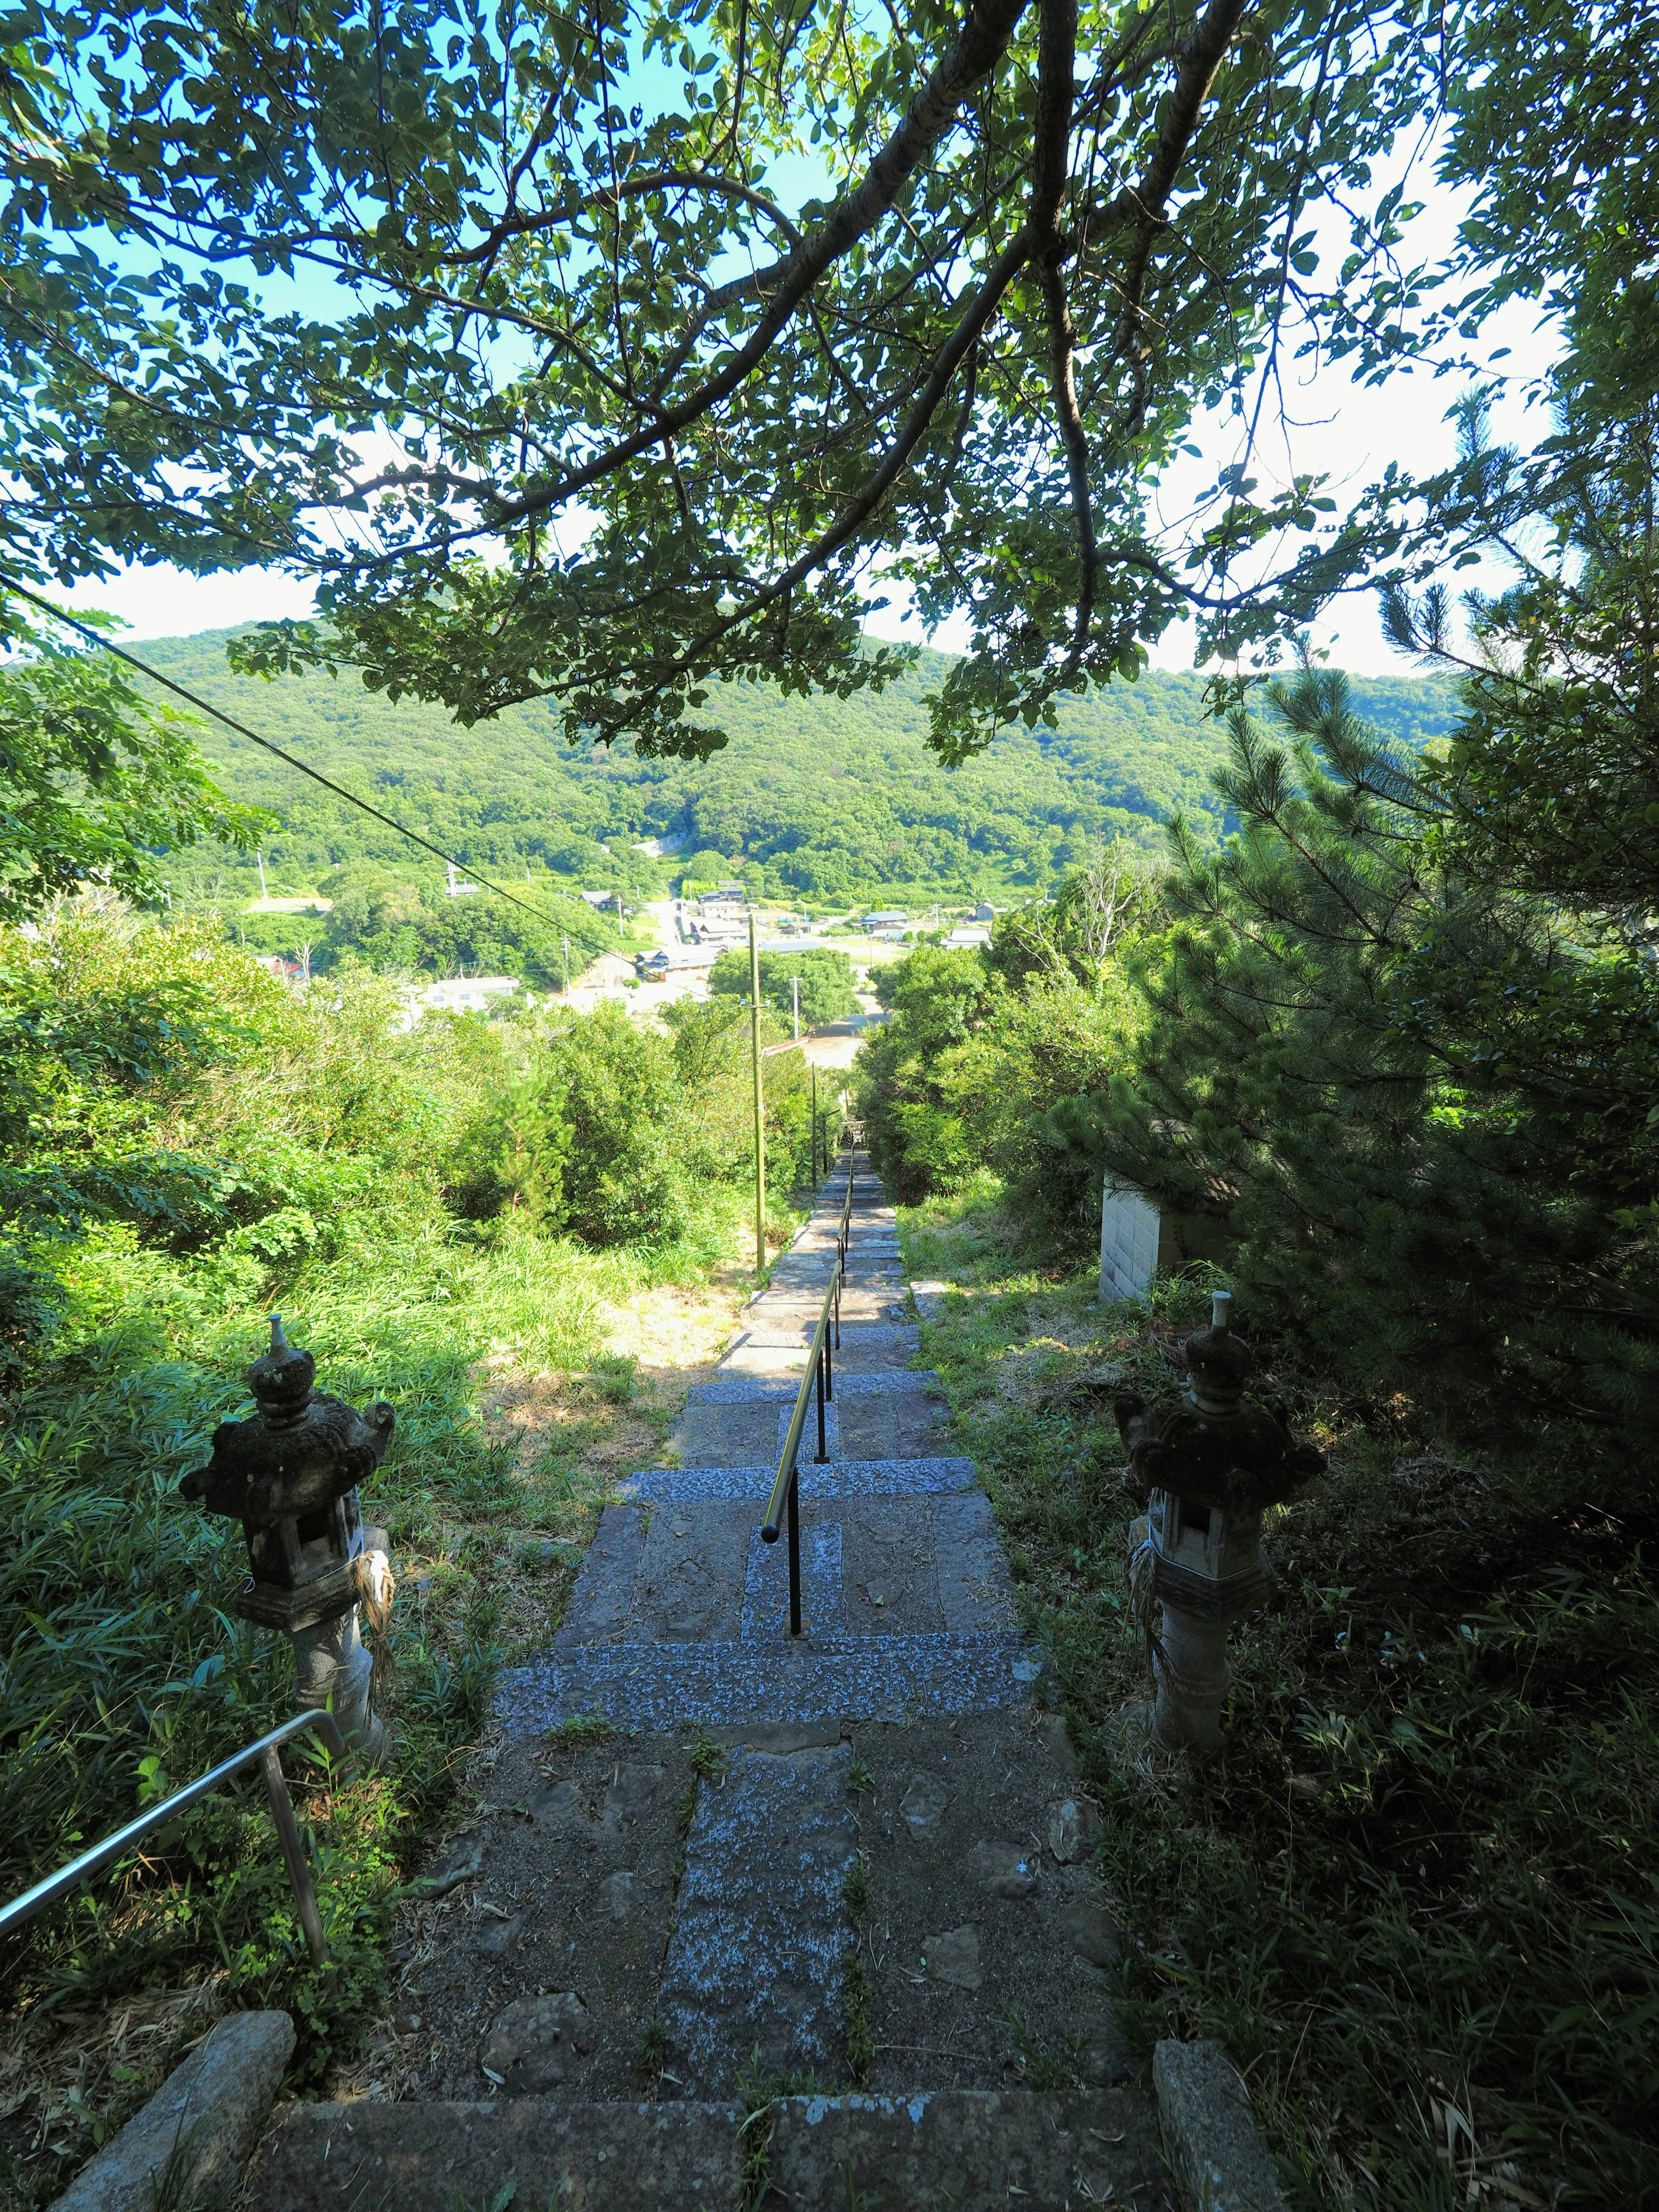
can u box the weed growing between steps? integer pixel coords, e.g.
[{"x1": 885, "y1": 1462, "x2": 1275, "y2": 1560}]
[{"x1": 900, "y1": 1187, "x2": 1659, "y2": 2212}]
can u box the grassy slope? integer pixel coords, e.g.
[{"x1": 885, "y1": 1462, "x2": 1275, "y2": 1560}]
[
  {"x1": 898, "y1": 1186, "x2": 1657, "y2": 2212},
  {"x1": 135, "y1": 630, "x2": 1461, "y2": 906},
  {"x1": 0, "y1": 1200, "x2": 772, "y2": 2207}
]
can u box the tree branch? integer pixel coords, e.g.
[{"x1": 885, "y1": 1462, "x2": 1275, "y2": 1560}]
[
  {"x1": 596, "y1": 226, "x2": 1036, "y2": 741},
  {"x1": 475, "y1": 0, "x2": 1033, "y2": 536},
  {"x1": 1032, "y1": 0, "x2": 1095, "y2": 678}
]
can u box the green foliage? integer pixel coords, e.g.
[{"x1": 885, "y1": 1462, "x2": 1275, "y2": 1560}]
[
  {"x1": 857, "y1": 909, "x2": 1147, "y2": 1230},
  {"x1": 311, "y1": 860, "x2": 613, "y2": 985},
  {"x1": 678, "y1": 848, "x2": 730, "y2": 887},
  {"x1": 915, "y1": 1230, "x2": 1658, "y2": 2209},
  {"x1": 1067, "y1": 651, "x2": 1659, "y2": 1459},
  {"x1": 708, "y1": 946, "x2": 857, "y2": 1028},
  {"x1": 116, "y1": 632, "x2": 1456, "y2": 926},
  {"x1": 515, "y1": 1006, "x2": 692, "y2": 1247},
  {"x1": 3, "y1": 0, "x2": 1595, "y2": 760},
  {"x1": 0, "y1": 618, "x2": 265, "y2": 922},
  {"x1": 0, "y1": 898, "x2": 809, "y2": 2172}
]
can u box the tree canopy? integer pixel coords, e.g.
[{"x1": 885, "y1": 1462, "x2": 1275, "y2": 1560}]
[{"x1": 8, "y1": 0, "x2": 1649, "y2": 758}]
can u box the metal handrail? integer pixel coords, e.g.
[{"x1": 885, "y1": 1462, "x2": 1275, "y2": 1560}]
[
  {"x1": 762, "y1": 1156, "x2": 856, "y2": 1634},
  {"x1": 0, "y1": 1708, "x2": 348, "y2": 1967}
]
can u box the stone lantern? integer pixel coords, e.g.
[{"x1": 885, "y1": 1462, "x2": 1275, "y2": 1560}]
[
  {"x1": 181, "y1": 1316, "x2": 395, "y2": 1765},
  {"x1": 1114, "y1": 1291, "x2": 1322, "y2": 1756}
]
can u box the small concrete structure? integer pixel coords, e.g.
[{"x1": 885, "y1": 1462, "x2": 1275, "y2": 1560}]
[
  {"x1": 1099, "y1": 1176, "x2": 1232, "y2": 1302},
  {"x1": 52, "y1": 2010, "x2": 293, "y2": 2212},
  {"x1": 1154, "y1": 2039, "x2": 1289, "y2": 2210}
]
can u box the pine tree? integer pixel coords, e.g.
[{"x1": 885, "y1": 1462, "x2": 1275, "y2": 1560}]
[{"x1": 1057, "y1": 574, "x2": 1659, "y2": 1452}]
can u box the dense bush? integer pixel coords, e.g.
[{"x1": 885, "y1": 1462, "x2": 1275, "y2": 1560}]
[
  {"x1": 855, "y1": 896, "x2": 1147, "y2": 1230},
  {"x1": 708, "y1": 944, "x2": 858, "y2": 1029}
]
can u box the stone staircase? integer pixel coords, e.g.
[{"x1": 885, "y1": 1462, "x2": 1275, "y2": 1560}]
[{"x1": 255, "y1": 1155, "x2": 1175, "y2": 2211}]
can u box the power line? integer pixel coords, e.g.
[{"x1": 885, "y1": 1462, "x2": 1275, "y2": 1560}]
[{"x1": 1, "y1": 574, "x2": 588, "y2": 936}]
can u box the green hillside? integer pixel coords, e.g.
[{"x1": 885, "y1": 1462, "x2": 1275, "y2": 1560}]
[{"x1": 140, "y1": 629, "x2": 1460, "y2": 911}]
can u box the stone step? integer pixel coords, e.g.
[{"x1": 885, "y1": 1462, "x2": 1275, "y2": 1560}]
[
  {"x1": 659, "y1": 1742, "x2": 855, "y2": 2093},
  {"x1": 543, "y1": 1480, "x2": 1018, "y2": 1661},
  {"x1": 688, "y1": 1370, "x2": 940, "y2": 1404},
  {"x1": 257, "y1": 2088, "x2": 1166, "y2": 2212},
  {"x1": 495, "y1": 1627, "x2": 1042, "y2": 1732},
  {"x1": 617, "y1": 1455, "x2": 976, "y2": 1504},
  {"x1": 718, "y1": 1327, "x2": 920, "y2": 1377},
  {"x1": 672, "y1": 1387, "x2": 947, "y2": 1465}
]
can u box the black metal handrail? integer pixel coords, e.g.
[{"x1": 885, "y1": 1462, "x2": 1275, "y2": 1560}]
[
  {"x1": 762, "y1": 1157, "x2": 856, "y2": 1634},
  {"x1": 0, "y1": 1708, "x2": 348, "y2": 1967}
]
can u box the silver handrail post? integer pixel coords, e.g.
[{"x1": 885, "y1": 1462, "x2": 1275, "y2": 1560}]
[
  {"x1": 0, "y1": 1710, "x2": 348, "y2": 1963},
  {"x1": 259, "y1": 1746, "x2": 328, "y2": 1966}
]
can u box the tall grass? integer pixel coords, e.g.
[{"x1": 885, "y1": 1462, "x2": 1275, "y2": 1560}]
[
  {"x1": 0, "y1": 906, "x2": 809, "y2": 2198},
  {"x1": 903, "y1": 1187, "x2": 1659, "y2": 2211}
]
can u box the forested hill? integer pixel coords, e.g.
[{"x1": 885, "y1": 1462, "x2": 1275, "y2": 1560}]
[{"x1": 140, "y1": 629, "x2": 1460, "y2": 905}]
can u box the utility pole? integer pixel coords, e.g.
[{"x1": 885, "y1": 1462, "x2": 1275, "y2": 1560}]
[
  {"x1": 562, "y1": 933, "x2": 570, "y2": 994},
  {"x1": 750, "y1": 912, "x2": 765, "y2": 1274},
  {"x1": 791, "y1": 973, "x2": 800, "y2": 1039},
  {"x1": 256, "y1": 851, "x2": 268, "y2": 900}
]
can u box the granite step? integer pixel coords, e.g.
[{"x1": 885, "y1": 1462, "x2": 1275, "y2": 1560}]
[
  {"x1": 671, "y1": 1386, "x2": 948, "y2": 1465},
  {"x1": 658, "y1": 1742, "x2": 856, "y2": 2094},
  {"x1": 687, "y1": 1369, "x2": 941, "y2": 1402},
  {"x1": 256, "y1": 2088, "x2": 1167, "y2": 2211}
]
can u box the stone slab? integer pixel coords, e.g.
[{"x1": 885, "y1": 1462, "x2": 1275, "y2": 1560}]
[
  {"x1": 767, "y1": 2088, "x2": 1164, "y2": 2209},
  {"x1": 836, "y1": 1391, "x2": 949, "y2": 1459},
  {"x1": 555, "y1": 1501, "x2": 646, "y2": 1650},
  {"x1": 495, "y1": 1630, "x2": 1043, "y2": 1733},
  {"x1": 256, "y1": 2098, "x2": 741, "y2": 2212},
  {"x1": 690, "y1": 1370, "x2": 941, "y2": 1403},
  {"x1": 629, "y1": 1499, "x2": 756, "y2": 1642},
  {"x1": 733, "y1": 1324, "x2": 918, "y2": 1348},
  {"x1": 56, "y1": 2010, "x2": 293, "y2": 2212},
  {"x1": 671, "y1": 1398, "x2": 793, "y2": 1465},
  {"x1": 617, "y1": 1457, "x2": 976, "y2": 1505},
  {"x1": 659, "y1": 1745, "x2": 856, "y2": 2094},
  {"x1": 932, "y1": 1489, "x2": 1021, "y2": 1633},
  {"x1": 1154, "y1": 2039, "x2": 1288, "y2": 2212}
]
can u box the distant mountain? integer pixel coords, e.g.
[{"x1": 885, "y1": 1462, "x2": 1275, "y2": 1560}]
[{"x1": 138, "y1": 629, "x2": 1461, "y2": 908}]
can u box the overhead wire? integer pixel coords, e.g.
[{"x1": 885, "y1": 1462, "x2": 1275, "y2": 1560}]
[{"x1": 0, "y1": 573, "x2": 601, "y2": 935}]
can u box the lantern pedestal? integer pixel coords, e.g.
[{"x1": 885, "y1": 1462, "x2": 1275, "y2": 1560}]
[
  {"x1": 1152, "y1": 1602, "x2": 1232, "y2": 1755},
  {"x1": 292, "y1": 1608, "x2": 380, "y2": 1763},
  {"x1": 1117, "y1": 1292, "x2": 1321, "y2": 1761}
]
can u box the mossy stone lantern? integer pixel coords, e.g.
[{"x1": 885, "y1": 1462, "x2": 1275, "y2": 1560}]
[
  {"x1": 181, "y1": 1316, "x2": 395, "y2": 1763},
  {"x1": 1115, "y1": 1291, "x2": 1322, "y2": 1756}
]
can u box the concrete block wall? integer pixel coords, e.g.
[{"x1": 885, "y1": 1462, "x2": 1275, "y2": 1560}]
[
  {"x1": 1099, "y1": 1179, "x2": 1164, "y2": 1301},
  {"x1": 1099, "y1": 1179, "x2": 1233, "y2": 1303}
]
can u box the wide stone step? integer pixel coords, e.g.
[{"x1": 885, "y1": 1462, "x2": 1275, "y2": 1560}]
[
  {"x1": 672, "y1": 1387, "x2": 946, "y2": 1465},
  {"x1": 687, "y1": 1369, "x2": 940, "y2": 1403},
  {"x1": 495, "y1": 1627, "x2": 1042, "y2": 1732},
  {"x1": 617, "y1": 1455, "x2": 976, "y2": 1503},
  {"x1": 257, "y1": 2088, "x2": 1164, "y2": 2211},
  {"x1": 719, "y1": 1324, "x2": 920, "y2": 1377}
]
